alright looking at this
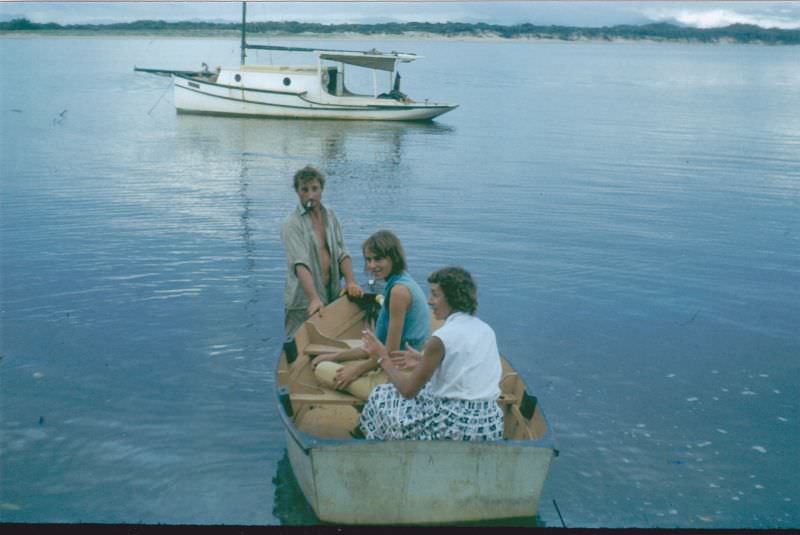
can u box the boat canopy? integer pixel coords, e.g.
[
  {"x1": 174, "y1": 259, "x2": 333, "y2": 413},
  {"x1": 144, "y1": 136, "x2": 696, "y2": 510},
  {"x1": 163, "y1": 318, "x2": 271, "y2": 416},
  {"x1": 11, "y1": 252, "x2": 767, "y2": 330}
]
[
  {"x1": 318, "y1": 51, "x2": 419, "y2": 72},
  {"x1": 244, "y1": 43, "x2": 420, "y2": 72}
]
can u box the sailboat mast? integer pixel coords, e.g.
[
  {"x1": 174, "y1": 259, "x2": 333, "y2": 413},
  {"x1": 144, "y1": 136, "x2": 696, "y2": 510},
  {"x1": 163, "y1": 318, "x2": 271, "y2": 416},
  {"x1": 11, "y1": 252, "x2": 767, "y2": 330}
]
[{"x1": 240, "y1": 1, "x2": 247, "y2": 66}]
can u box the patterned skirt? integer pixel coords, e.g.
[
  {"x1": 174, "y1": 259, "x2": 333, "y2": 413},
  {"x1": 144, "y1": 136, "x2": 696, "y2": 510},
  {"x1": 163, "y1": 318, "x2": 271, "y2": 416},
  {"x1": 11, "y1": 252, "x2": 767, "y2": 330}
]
[{"x1": 359, "y1": 383, "x2": 504, "y2": 441}]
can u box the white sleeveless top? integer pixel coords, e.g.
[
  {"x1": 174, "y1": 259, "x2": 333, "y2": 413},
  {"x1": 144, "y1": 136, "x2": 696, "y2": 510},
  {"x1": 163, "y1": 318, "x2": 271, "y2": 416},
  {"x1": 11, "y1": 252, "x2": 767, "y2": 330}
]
[{"x1": 428, "y1": 312, "x2": 502, "y2": 400}]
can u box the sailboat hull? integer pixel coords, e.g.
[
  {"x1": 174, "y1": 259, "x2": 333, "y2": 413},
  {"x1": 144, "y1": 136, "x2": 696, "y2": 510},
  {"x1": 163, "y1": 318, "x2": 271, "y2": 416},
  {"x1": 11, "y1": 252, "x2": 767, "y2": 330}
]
[{"x1": 174, "y1": 73, "x2": 457, "y2": 121}]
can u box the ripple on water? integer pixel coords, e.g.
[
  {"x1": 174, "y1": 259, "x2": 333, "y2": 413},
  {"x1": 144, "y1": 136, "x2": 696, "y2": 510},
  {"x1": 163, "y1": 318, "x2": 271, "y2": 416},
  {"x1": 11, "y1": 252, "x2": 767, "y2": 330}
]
[{"x1": 3, "y1": 37, "x2": 799, "y2": 528}]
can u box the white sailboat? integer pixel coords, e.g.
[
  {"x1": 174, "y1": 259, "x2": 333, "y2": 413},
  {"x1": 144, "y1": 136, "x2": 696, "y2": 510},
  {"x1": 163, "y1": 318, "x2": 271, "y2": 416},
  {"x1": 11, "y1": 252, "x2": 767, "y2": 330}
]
[{"x1": 136, "y1": 2, "x2": 457, "y2": 121}]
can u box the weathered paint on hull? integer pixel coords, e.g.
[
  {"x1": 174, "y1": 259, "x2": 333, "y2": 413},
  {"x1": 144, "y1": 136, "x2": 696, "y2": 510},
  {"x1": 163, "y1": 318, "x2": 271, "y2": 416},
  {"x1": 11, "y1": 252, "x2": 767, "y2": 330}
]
[
  {"x1": 283, "y1": 420, "x2": 554, "y2": 524},
  {"x1": 174, "y1": 78, "x2": 456, "y2": 121},
  {"x1": 286, "y1": 433, "x2": 554, "y2": 524}
]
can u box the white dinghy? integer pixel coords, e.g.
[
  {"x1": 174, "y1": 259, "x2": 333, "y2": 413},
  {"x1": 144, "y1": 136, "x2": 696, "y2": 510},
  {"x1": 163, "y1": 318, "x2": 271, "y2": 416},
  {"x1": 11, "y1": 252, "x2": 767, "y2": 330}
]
[{"x1": 276, "y1": 294, "x2": 558, "y2": 524}]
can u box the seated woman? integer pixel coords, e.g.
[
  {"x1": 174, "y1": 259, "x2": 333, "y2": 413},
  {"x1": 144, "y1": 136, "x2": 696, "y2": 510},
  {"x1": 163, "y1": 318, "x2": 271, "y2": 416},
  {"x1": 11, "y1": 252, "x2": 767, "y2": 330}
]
[
  {"x1": 359, "y1": 266, "x2": 504, "y2": 441},
  {"x1": 313, "y1": 230, "x2": 430, "y2": 400}
]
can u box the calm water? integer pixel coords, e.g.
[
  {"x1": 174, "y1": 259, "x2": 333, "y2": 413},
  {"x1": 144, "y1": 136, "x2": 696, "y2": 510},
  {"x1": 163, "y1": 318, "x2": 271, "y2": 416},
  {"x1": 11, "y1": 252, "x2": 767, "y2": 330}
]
[{"x1": 1, "y1": 36, "x2": 798, "y2": 527}]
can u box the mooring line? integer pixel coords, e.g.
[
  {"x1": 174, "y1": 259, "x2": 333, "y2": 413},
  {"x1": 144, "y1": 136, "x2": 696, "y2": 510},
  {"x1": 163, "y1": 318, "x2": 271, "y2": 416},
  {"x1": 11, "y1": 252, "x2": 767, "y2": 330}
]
[
  {"x1": 148, "y1": 82, "x2": 172, "y2": 116},
  {"x1": 553, "y1": 498, "x2": 567, "y2": 528}
]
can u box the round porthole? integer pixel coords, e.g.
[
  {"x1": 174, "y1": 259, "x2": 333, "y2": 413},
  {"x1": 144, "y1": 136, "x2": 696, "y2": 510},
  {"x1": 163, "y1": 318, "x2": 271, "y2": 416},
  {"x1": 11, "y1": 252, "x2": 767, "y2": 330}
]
[
  {"x1": 235, "y1": 74, "x2": 241, "y2": 82},
  {"x1": 283, "y1": 77, "x2": 291, "y2": 86}
]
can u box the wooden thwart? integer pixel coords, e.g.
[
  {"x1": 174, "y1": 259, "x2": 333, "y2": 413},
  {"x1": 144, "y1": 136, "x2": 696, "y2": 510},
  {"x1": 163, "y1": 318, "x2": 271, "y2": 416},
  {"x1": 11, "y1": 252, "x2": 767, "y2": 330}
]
[{"x1": 303, "y1": 323, "x2": 361, "y2": 356}]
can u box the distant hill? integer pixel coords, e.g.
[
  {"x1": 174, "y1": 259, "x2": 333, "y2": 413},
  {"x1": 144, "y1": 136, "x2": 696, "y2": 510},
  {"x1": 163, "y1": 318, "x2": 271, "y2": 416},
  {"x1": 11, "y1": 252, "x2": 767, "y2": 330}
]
[{"x1": 1, "y1": 18, "x2": 798, "y2": 44}]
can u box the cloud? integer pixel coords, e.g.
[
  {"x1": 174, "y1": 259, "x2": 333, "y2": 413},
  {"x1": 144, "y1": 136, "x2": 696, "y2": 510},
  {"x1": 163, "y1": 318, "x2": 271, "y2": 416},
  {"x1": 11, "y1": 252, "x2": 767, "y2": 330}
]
[{"x1": 644, "y1": 7, "x2": 800, "y2": 29}]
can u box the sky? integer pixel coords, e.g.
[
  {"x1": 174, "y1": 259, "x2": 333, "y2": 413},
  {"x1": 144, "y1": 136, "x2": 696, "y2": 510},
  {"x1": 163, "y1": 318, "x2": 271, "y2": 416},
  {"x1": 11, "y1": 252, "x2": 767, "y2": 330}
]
[{"x1": 2, "y1": 1, "x2": 800, "y2": 30}]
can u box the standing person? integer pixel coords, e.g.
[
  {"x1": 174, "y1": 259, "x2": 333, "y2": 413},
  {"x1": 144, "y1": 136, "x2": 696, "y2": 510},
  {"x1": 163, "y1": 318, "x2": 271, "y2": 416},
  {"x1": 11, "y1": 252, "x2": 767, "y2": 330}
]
[
  {"x1": 281, "y1": 165, "x2": 362, "y2": 338},
  {"x1": 312, "y1": 230, "x2": 430, "y2": 399},
  {"x1": 359, "y1": 266, "x2": 503, "y2": 441}
]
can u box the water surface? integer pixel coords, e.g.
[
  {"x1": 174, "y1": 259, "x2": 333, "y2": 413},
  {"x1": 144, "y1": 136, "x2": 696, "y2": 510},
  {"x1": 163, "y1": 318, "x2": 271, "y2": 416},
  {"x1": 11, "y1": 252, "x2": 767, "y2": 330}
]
[{"x1": 1, "y1": 36, "x2": 798, "y2": 527}]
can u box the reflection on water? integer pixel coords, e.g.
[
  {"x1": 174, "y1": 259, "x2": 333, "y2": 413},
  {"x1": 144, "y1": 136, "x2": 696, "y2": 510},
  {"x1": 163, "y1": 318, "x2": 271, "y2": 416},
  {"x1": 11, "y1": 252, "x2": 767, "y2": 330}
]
[
  {"x1": 2, "y1": 37, "x2": 798, "y2": 528},
  {"x1": 272, "y1": 450, "x2": 319, "y2": 525},
  {"x1": 452, "y1": 514, "x2": 544, "y2": 528},
  {"x1": 236, "y1": 155, "x2": 260, "y2": 326},
  {"x1": 174, "y1": 113, "x2": 454, "y2": 169}
]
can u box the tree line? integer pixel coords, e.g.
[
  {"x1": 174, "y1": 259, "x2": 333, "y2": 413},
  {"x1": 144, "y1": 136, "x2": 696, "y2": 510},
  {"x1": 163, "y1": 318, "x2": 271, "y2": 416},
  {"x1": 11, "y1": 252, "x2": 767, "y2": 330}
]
[{"x1": 2, "y1": 17, "x2": 799, "y2": 44}]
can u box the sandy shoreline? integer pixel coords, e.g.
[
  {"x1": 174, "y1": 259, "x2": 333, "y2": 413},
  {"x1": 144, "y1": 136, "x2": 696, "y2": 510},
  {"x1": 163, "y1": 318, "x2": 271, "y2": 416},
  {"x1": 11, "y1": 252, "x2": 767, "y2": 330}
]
[
  {"x1": 1, "y1": 29, "x2": 576, "y2": 41},
  {"x1": 0, "y1": 29, "x2": 764, "y2": 45}
]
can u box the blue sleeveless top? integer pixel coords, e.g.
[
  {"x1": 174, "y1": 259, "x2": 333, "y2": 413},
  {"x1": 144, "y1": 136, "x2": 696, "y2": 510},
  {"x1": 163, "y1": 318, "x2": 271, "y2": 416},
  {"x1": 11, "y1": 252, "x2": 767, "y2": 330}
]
[{"x1": 374, "y1": 271, "x2": 430, "y2": 351}]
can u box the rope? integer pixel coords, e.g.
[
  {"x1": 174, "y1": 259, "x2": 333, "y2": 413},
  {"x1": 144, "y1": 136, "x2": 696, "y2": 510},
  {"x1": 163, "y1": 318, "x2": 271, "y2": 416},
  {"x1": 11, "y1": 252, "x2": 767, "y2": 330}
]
[{"x1": 148, "y1": 80, "x2": 172, "y2": 116}]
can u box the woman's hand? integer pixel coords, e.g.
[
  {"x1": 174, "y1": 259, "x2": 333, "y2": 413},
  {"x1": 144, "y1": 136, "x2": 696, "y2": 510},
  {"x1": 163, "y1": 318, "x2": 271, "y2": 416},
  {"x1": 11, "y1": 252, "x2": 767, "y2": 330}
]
[
  {"x1": 390, "y1": 344, "x2": 422, "y2": 371},
  {"x1": 333, "y1": 363, "x2": 362, "y2": 389},
  {"x1": 361, "y1": 330, "x2": 387, "y2": 360}
]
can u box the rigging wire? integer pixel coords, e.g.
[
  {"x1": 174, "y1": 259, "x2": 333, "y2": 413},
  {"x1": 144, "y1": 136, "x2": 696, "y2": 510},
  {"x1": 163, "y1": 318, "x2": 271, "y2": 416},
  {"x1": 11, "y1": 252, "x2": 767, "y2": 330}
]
[{"x1": 148, "y1": 80, "x2": 172, "y2": 116}]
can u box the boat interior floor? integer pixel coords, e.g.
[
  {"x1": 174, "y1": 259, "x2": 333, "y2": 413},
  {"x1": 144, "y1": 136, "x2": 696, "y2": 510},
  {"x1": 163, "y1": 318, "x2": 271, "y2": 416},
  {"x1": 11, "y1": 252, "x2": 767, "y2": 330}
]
[{"x1": 296, "y1": 405, "x2": 360, "y2": 440}]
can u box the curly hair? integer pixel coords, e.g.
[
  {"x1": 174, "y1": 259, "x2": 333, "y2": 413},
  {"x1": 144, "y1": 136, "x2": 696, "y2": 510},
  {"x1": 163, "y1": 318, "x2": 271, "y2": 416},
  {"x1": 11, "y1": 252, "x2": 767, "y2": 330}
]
[
  {"x1": 427, "y1": 266, "x2": 477, "y2": 315},
  {"x1": 292, "y1": 164, "x2": 326, "y2": 191},
  {"x1": 362, "y1": 230, "x2": 407, "y2": 276}
]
